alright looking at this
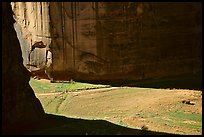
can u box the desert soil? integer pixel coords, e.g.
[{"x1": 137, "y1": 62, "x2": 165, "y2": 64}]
[{"x1": 35, "y1": 86, "x2": 202, "y2": 135}]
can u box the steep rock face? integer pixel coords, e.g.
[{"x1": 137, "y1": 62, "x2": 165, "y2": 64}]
[
  {"x1": 12, "y1": 2, "x2": 202, "y2": 81},
  {"x1": 11, "y1": 2, "x2": 51, "y2": 73},
  {"x1": 2, "y1": 3, "x2": 45, "y2": 134}
]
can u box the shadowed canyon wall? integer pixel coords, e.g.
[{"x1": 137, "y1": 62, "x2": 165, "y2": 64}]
[
  {"x1": 11, "y1": 2, "x2": 202, "y2": 81},
  {"x1": 2, "y1": 2, "x2": 45, "y2": 134}
]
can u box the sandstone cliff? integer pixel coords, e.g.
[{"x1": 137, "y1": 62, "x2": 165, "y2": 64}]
[{"x1": 11, "y1": 2, "x2": 202, "y2": 82}]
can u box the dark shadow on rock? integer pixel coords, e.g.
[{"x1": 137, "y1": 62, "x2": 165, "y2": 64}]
[
  {"x1": 24, "y1": 114, "x2": 178, "y2": 135},
  {"x1": 78, "y1": 72, "x2": 202, "y2": 91},
  {"x1": 126, "y1": 72, "x2": 202, "y2": 90}
]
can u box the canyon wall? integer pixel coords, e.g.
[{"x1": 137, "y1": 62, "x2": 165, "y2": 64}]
[
  {"x1": 12, "y1": 2, "x2": 202, "y2": 81},
  {"x1": 11, "y1": 2, "x2": 51, "y2": 72},
  {"x1": 2, "y1": 2, "x2": 45, "y2": 134}
]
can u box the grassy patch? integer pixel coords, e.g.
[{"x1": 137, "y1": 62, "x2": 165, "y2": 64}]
[
  {"x1": 167, "y1": 111, "x2": 202, "y2": 131},
  {"x1": 29, "y1": 78, "x2": 110, "y2": 93},
  {"x1": 167, "y1": 111, "x2": 202, "y2": 123},
  {"x1": 151, "y1": 110, "x2": 202, "y2": 132}
]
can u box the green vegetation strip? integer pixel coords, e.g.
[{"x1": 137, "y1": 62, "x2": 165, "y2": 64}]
[
  {"x1": 151, "y1": 110, "x2": 202, "y2": 131},
  {"x1": 167, "y1": 111, "x2": 202, "y2": 123},
  {"x1": 29, "y1": 78, "x2": 110, "y2": 93}
]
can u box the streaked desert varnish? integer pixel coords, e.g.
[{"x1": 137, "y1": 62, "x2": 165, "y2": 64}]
[{"x1": 11, "y1": 2, "x2": 202, "y2": 82}]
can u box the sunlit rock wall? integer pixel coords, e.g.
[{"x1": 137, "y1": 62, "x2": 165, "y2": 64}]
[
  {"x1": 11, "y1": 2, "x2": 51, "y2": 71},
  {"x1": 12, "y1": 2, "x2": 202, "y2": 81}
]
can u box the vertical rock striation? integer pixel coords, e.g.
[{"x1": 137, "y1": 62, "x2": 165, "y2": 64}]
[
  {"x1": 12, "y1": 2, "x2": 202, "y2": 82},
  {"x1": 11, "y1": 2, "x2": 51, "y2": 73}
]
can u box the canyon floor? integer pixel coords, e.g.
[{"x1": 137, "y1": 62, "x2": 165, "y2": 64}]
[{"x1": 30, "y1": 78, "x2": 202, "y2": 135}]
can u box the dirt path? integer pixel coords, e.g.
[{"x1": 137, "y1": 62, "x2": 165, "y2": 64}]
[
  {"x1": 35, "y1": 92, "x2": 63, "y2": 96},
  {"x1": 35, "y1": 87, "x2": 119, "y2": 96}
]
